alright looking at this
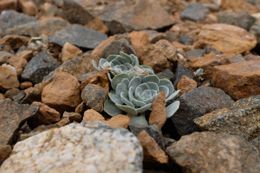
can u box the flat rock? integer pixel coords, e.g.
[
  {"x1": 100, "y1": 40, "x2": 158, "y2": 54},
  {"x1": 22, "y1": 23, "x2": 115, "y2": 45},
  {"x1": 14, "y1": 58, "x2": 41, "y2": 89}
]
[
  {"x1": 210, "y1": 60, "x2": 260, "y2": 99},
  {"x1": 194, "y1": 95, "x2": 260, "y2": 140},
  {"x1": 49, "y1": 24, "x2": 107, "y2": 49},
  {"x1": 99, "y1": 0, "x2": 174, "y2": 34},
  {"x1": 0, "y1": 64, "x2": 19, "y2": 89},
  {"x1": 41, "y1": 71, "x2": 81, "y2": 108},
  {"x1": 171, "y1": 86, "x2": 234, "y2": 135},
  {"x1": 0, "y1": 99, "x2": 38, "y2": 145},
  {"x1": 141, "y1": 40, "x2": 177, "y2": 72},
  {"x1": 181, "y1": 3, "x2": 209, "y2": 22},
  {"x1": 197, "y1": 23, "x2": 257, "y2": 54},
  {"x1": 21, "y1": 51, "x2": 60, "y2": 84},
  {"x1": 167, "y1": 132, "x2": 260, "y2": 173},
  {"x1": 81, "y1": 84, "x2": 107, "y2": 112},
  {"x1": 0, "y1": 122, "x2": 143, "y2": 173}
]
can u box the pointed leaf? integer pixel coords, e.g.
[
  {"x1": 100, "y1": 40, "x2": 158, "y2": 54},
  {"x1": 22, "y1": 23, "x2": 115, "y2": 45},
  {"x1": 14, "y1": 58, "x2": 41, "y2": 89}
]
[
  {"x1": 166, "y1": 90, "x2": 180, "y2": 102},
  {"x1": 166, "y1": 101, "x2": 180, "y2": 118}
]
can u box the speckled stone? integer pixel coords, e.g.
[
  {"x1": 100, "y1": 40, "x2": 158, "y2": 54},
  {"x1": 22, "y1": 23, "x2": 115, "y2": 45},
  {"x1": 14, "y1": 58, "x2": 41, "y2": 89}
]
[
  {"x1": 194, "y1": 95, "x2": 260, "y2": 140},
  {"x1": 0, "y1": 122, "x2": 143, "y2": 173}
]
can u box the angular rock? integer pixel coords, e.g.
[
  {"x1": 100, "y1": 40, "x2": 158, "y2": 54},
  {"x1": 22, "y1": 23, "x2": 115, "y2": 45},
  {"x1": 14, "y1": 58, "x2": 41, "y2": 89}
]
[
  {"x1": 129, "y1": 31, "x2": 150, "y2": 57},
  {"x1": 197, "y1": 24, "x2": 257, "y2": 54},
  {"x1": 81, "y1": 84, "x2": 107, "y2": 112},
  {"x1": 42, "y1": 72, "x2": 81, "y2": 108},
  {"x1": 177, "y1": 75, "x2": 197, "y2": 95},
  {"x1": 105, "y1": 115, "x2": 130, "y2": 129},
  {"x1": 171, "y1": 86, "x2": 234, "y2": 135},
  {"x1": 141, "y1": 40, "x2": 177, "y2": 72},
  {"x1": 210, "y1": 60, "x2": 260, "y2": 99},
  {"x1": 0, "y1": 122, "x2": 143, "y2": 173},
  {"x1": 63, "y1": 112, "x2": 82, "y2": 123},
  {"x1": 61, "y1": 42, "x2": 82, "y2": 62},
  {"x1": 181, "y1": 3, "x2": 209, "y2": 22},
  {"x1": 167, "y1": 132, "x2": 260, "y2": 173},
  {"x1": 49, "y1": 24, "x2": 107, "y2": 49},
  {"x1": 0, "y1": 99, "x2": 38, "y2": 145},
  {"x1": 194, "y1": 95, "x2": 260, "y2": 140},
  {"x1": 0, "y1": 64, "x2": 19, "y2": 89},
  {"x1": 0, "y1": 145, "x2": 11, "y2": 164},
  {"x1": 21, "y1": 51, "x2": 60, "y2": 84},
  {"x1": 217, "y1": 11, "x2": 256, "y2": 30},
  {"x1": 138, "y1": 130, "x2": 168, "y2": 164},
  {"x1": 0, "y1": 35, "x2": 29, "y2": 51},
  {"x1": 0, "y1": 10, "x2": 36, "y2": 35},
  {"x1": 0, "y1": 0, "x2": 17, "y2": 11},
  {"x1": 7, "y1": 52, "x2": 27, "y2": 76},
  {"x1": 173, "y1": 63, "x2": 194, "y2": 86},
  {"x1": 83, "y1": 109, "x2": 105, "y2": 122},
  {"x1": 99, "y1": 0, "x2": 174, "y2": 33}
]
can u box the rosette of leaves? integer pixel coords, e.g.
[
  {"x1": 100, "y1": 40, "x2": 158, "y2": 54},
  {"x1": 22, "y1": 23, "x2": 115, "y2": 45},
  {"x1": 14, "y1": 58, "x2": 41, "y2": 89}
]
[
  {"x1": 104, "y1": 73, "x2": 180, "y2": 126},
  {"x1": 94, "y1": 51, "x2": 154, "y2": 77}
]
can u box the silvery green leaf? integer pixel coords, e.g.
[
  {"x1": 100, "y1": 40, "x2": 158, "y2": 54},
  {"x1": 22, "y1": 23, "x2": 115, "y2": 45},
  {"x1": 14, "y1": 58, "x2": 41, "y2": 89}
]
[
  {"x1": 141, "y1": 90, "x2": 158, "y2": 103},
  {"x1": 129, "y1": 76, "x2": 142, "y2": 89},
  {"x1": 130, "y1": 54, "x2": 139, "y2": 66},
  {"x1": 115, "y1": 79, "x2": 128, "y2": 95},
  {"x1": 104, "y1": 99, "x2": 122, "y2": 116},
  {"x1": 136, "y1": 103, "x2": 152, "y2": 113},
  {"x1": 109, "y1": 92, "x2": 122, "y2": 104},
  {"x1": 166, "y1": 90, "x2": 180, "y2": 102},
  {"x1": 119, "y1": 51, "x2": 133, "y2": 64},
  {"x1": 92, "y1": 60, "x2": 99, "y2": 70},
  {"x1": 143, "y1": 75, "x2": 160, "y2": 84},
  {"x1": 129, "y1": 87, "x2": 146, "y2": 107},
  {"x1": 159, "y1": 79, "x2": 174, "y2": 93},
  {"x1": 111, "y1": 73, "x2": 129, "y2": 89},
  {"x1": 129, "y1": 114, "x2": 148, "y2": 127},
  {"x1": 120, "y1": 92, "x2": 135, "y2": 107},
  {"x1": 140, "y1": 65, "x2": 155, "y2": 74},
  {"x1": 116, "y1": 104, "x2": 138, "y2": 116},
  {"x1": 166, "y1": 100, "x2": 180, "y2": 118},
  {"x1": 146, "y1": 82, "x2": 159, "y2": 92},
  {"x1": 159, "y1": 85, "x2": 169, "y2": 97},
  {"x1": 107, "y1": 54, "x2": 117, "y2": 62}
]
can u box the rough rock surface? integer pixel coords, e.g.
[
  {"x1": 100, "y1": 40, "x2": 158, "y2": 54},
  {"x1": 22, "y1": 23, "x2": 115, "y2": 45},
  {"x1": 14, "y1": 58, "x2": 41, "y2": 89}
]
[
  {"x1": 0, "y1": 99, "x2": 38, "y2": 145},
  {"x1": 21, "y1": 51, "x2": 60, "y2": 84},
  {"x1": 210, "y1": 60, "x2": 260, "y2": 100},
  {"x1": 0, "y1": 122, "x2": 143, "y2": 173},
  {"x1": 194, "y1": 95, "x2": 260, "y2": 140},
  {"x1": 171, "y1": 86, "x2": 234, "y2": 135},
  {"x1": 197, "y1": 24, "x2": 257, "y2": 54},
  {"x1": 167, "y1": 132, "x2": 260, "y2": 173},
  {"x1": 41, "y1": 72, "x2": 81, "y2": 108},
  {"x1": 49, "y1": 24, "x2": 107, "y2": 49},
  {"x1": 0, "y1": 145, "x2": 11, "y2": 164},
  {"x1": 181, "y1": 3, "x2": 209, "y2": 22},
  {"x1": 0, "y1": 64, "x2": 19, "y2": 89}
]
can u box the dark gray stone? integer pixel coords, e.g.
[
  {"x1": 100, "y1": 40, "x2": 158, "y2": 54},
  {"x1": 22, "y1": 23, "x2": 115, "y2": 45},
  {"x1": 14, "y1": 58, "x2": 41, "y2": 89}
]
[
  {"x1": 156, "y1": 69, "x2": 174, "y2": 80},
  {"x1": 179, "y1": 35, "x2": 193, "y2": 45},
  {"x1": 173, "y1": 63, "x2": 194, "y2": 86},
  {"x1": 251, "y1": 136, "x2": 260, "y2": 151},
  {"x1": 250, "y1": 22, "x2": 260, "y2": 43},
  {"x1": 167, "y1": 132, "x2": 260, "y2": 173},
  {"x1": 81, "y1": 84, "x2": 107, "y2": 112},
  {"x1": 185, "y1": 49, "x2": 206, "y2": 59},
  {"x1": 194, "y1": 95, "x2": 260, "y2": 140},
  {"x1": 0, "y1": 10, "x2": 36, "y2": 35},
  {"x1": 217, "y1": 11, "x2": 256, "y2": 30},
  {"x1": 21, "y1": 51, "x2": 60, "y2": 84},
  {"x1": 181, "y1": 3, "x2": 209, "y2": 22},
  {"x1": 49, "y1": 24, "x2": 107, "y2": 49},
  {"x1": 171, "y1": 86, "x2": 234, "y2": 135}
]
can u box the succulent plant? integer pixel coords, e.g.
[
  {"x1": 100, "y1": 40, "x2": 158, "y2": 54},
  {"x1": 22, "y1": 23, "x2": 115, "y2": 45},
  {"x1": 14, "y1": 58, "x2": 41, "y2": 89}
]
[
  {"x1": 104, "y1": 73, "x2": 180, "y2": 119},
  {"x1": 93, "y1": 51, "x2": 154, "y2": 77}
]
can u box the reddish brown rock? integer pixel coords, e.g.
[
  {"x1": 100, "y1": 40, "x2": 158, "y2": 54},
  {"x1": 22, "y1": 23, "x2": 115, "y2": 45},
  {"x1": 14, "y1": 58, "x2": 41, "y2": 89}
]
[
  {"x1": 105, "y1": 115, "x2": 130, "y2": 129},
  {"x1": 41, "y1": 72, "x2": 81, "y2": 108},
  {"x1": 20, "y1": 81, "x2": 33, "y2": 89},
  {"x1": 210, "y1": 60, "x2": 260, "y2": 99},
  {"x1": 61, "y1": 42, "x2": 82, "y2": 62},
  {"x1": 149, "y1": 92, "x2": 166, "y2": 129},
  {"x1": 0, "y1": 35, "x2": 29, "y2": 51},
  {"x1": 85, "y1": 17, "x2": 109, "y2": 34},
  {"x1": 91, "y1": 36, "x2": 116, "y2": 57},
  {"x1": 129, "y1": 31, "x2": 150, "y2": 57},
  {"x1": 63, "y1": 112, "x2": 82, "y2": 122},
  {"x1": 7, "y1": 53, "x2": 27, "y2": 76},
  {"x1": 0, "y1": 0, "x2": 17, "y2": 11},
  {"x1": 137, "y1": 130, "x2": 168, "y2": 164},
  {"x1": 0, "y1": 145, "x2": 11, "y2": 164},
  {"x1": 141, "y1": 40, "x2": 177, "y2": 72},
  {"x1": 197, "y1": 24, "x2": 256, "y2": 55},
  {"x1": 33, "y1": 102, "x2": 61, "y2": 124},
  {"x1": 83, "y1": 109, "x2": 105, "y2": 122},
  {"x1": 18, "y1": 0, "x2": 37, "y2": 16},
  {"x1": 177, "y1": 75, "x2": 197, "y2": 94},
  {"x1": 0, "y1": 64, "x2": 19, "y2": 89}
]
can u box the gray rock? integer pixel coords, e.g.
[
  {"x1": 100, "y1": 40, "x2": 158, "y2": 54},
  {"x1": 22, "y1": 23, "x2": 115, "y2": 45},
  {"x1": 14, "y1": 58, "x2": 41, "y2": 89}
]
[
  {"x1": 100, "y1": 0, "x2": 174, "y2": 34},
  {"x1": 173, "y1": 63, "x2": 194, "y2": 86},
  {"x1": 0, "y1": 10, "x2": 36, "y2": 35},
  {"x1": 0, "y1": 99, "x2": 38, "y2": 145},
  {"x1": 251, "y1": 136, "x2": 260, "y2": 151},
  {"x1": 250, "y1": 22, "x2": 260, "y2": 43},
  {"x1": 81, "y1": 84, "x2": 107, "y2": 112},
  {"x1": 179, "y1": 35, "x2": 193, "y2": 45},
  {"x1": 21, "y1": 51, "x2": 60, "y2": 84},
  {"x1": 171, "y1": 86, "x2": 234, "y2": 135},
  {"x1": 185, "y1": 49, "x2": 206, "y2": 59},
  {"x1": 194, "y1": 95, "x2": 260, "y2": 140},
  {"x1": 0, "y1": 122, "x2": 143, "y2": 173},
  {"x1": 166, "y1": 132, "x2": 260, "y2": 173},
  {"x1": 217, "y1": 11, "x2": 256, "y2": 30},
  {"x1": 181, "y1": 3, "x2": 209, "y2": 22},
  {"x1": 49, "y1": 24, "x2": 107, "y2": 49},
  {"x1": 156, "y1": 69, "x2": 175, "y2": 80}
]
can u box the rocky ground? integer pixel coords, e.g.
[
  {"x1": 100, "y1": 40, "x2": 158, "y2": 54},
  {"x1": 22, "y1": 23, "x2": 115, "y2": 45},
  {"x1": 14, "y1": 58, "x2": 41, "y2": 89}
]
[{"x1": 0, "y1": 0, "x2": 260, "y2": 173}]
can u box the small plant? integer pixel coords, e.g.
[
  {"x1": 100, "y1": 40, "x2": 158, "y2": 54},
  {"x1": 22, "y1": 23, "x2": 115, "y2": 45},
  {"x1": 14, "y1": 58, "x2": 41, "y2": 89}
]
[{"x1": 95, "y1": 52, "x2": 180, "y2": 126}]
